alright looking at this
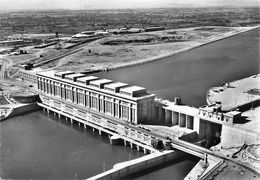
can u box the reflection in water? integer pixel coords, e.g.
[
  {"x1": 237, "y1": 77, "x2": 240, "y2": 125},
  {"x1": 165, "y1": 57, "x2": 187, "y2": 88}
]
[
  {"x1": 123, "y1": 155, "x2": 199, "y2": 180},
  {"x1": 0, "y1": 111, "x2": 143, "y2": 179}
]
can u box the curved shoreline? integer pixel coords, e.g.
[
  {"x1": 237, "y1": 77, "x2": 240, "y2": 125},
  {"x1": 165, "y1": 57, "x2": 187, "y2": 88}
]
[{"x1": 96, "y1": 26, "x2": 259, "y2": 72}]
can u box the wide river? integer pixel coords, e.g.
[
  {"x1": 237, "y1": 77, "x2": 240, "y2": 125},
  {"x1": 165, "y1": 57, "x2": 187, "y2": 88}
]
[
  {"x1": 1, "y1": 28, "x2": 259, "y2": 180},
  {"x1": 94, "y1": 28, "x2": 259, "y2": 107}
]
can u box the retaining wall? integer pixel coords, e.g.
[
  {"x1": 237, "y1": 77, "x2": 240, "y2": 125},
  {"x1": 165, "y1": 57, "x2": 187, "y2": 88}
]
[{"x1": 88, "y1": 150, "x2": 185, "y2": 180}]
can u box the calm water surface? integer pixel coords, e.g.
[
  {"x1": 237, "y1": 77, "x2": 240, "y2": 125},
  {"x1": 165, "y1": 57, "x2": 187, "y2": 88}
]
[
  {"x1": 93, "y1": 28, "x2": 259, "y2": 107},
  {"x1": 0, "y1": 111, "x2": 143, "y2": 179},
  {"x1": 0, "y1": 28, "x2": 258, "y2": 180}
]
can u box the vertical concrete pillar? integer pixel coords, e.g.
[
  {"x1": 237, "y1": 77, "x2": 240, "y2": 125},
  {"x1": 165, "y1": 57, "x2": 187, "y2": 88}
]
[
  {"x1": 185, "y1": 115, "x2": 188, "y2": 128},
  {"x1": 84, "y1": 124, "x2": 86, "y2": 129},
  {"x1": 193, "y1": 117, "x2": 200, "y2": 134},
  {"x1": 112, "y1": 99, "x2": 115, "y2": 117},
  {"x1": 124, "y1": 140, "x2": 127, "y2": 146},
  {"x1": 53, "y1": 112, "x2": 56, "y2": 116},
  {"x1": 58, "y1": 114, "x2": 61, "y2": 118},
  {"x1": 143, "y1": 148, "x2": 147, "y2": 154},
  {"x1": 97, "y1": 95, "x2": 100, "y2": 112},
  {"x1": 129, "y1": 106, "x2": 132, "y2": 123},
  {"x1": 130, "y1": 142, "x2": 133, "y2": 149},
  {"x1": 178, "y1": 113, "x2": 181, "y2": 126},
  {"x1": 157, "y1": 106, "x2": 164, "y2": 123},
  {"x1": 47, "y1": 109, "x2": 50, "y2": 114},
  {"x1": 137, "y1": 145, "x2": 140, "y2": 151},
  {"x1": 172, "y1": 111, "x2": 179, "y2": 125},
  {"x1": 179, "y1": 113, "x2": 186, "y2": 127},
  {"x1": 186, "y1": 116, "x2": 194, "y2": 130},
  {"x1": 98, "y1": 130, "x2": 102, "y2": 136},
  {"x1": 78, "y1": 122, "x2": 80, "y2": 127},
  {"x1": 70, "y1": 119, "x2": 73, "y2": 124},
  {"x1": 92, "y1": 128, "x2": 95, "y2": 132},
  {"x1": 165, "y1": 110, "x2": 172, "y2": 125},
  {"x1": 182, "y1": 114, "x2": 186, "y2": 127}
]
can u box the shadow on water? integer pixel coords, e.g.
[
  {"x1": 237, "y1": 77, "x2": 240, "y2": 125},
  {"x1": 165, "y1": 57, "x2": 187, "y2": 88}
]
[
  {"x1": 1, "y1": 111, "x2": 143, "y2": 179},
  {"x1": 122, "y1": 155, "x2": 200, "y2": 180}
]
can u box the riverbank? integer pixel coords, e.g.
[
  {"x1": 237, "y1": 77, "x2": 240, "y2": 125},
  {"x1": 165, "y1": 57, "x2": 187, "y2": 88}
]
[
  {"x1": 102, "y1": 26, "x2": 259, "y2": 72},
  {"x1": 54, "y1": 25, "x2": 259, "y2": 72}
]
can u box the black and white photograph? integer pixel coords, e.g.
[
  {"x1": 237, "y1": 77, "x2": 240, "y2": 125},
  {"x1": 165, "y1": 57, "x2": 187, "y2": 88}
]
[{"x1": 0, "y1": 0, "x2": 259, "y2": 179}]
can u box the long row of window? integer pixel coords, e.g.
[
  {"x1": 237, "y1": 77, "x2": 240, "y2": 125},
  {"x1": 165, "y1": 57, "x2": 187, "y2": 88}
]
[
  {"x1": 37, "y1": 78, "x2": 136, "y2": 122},
  {"x1": 20, "y1": 72, "x2": 37, "y2": 83}
]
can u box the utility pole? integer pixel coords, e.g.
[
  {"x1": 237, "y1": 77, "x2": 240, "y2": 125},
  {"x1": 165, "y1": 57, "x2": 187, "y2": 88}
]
[{"x1": 55, "y1": 31, "x2": 61, "y2": 49}]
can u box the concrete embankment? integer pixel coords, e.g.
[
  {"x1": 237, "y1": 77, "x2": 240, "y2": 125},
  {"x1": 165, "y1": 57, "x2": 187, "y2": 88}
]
[
  {"x1": 88, "y1": 150, "x2": 186, "y2": 180},
  {"x1": 95, "y1": 26, "x2": 259, "y2": 73},
  {"x1": 185, "y1": 155, "x2": 224, "y2": 180},
  {"x1": 207, "y1": 74, "x2": 260, "y2": 110},
  {"x1": 1, "y1": 103, "x2": 40, "y2": 121}
]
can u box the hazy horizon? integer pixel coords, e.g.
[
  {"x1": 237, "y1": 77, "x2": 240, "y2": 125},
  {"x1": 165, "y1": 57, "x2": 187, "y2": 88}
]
[{"x1": 0, "y1": 0, "x2": 259, "y2": 12}]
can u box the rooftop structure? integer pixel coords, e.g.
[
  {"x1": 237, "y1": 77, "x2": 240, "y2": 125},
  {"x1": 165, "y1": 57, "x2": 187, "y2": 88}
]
[
  {"x1": 18, "y1": 67, "x2": 45, "y2": 84},
  {"x1": 90, "y1": 79, "x2": 113, "y2": 89},
  {"x1": 65, "y1": 73, "x2": 86, "y2": 82},
  {"x1": 77, "y1": 76, "x2": 99, "y2": 85},
  {"x1": 80, "y1": 31, "x2": 94, "y2": 34},
  {"x1": 37, "y1": 70, "x2": 153, "y2": 101},
  {"x1": 164, "y1": 102, "x2": 199, "y2": 117},
  {"x1": 198, "y1": 104, "x2": 241, "y2": 124},
  {"x1": 104, "y1": 82, "x2": 129, "y2": 93},
  {"x1": 54, "y1": 71, "x2": 74, "y2": 78},
  {"x1": 120, "y1": 86, "x2": 147, "y2": 97}
]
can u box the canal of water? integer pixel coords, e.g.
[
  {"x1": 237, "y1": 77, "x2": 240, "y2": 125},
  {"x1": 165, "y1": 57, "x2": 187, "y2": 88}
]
[
  {"x1": 93, "y1": 28, "x2": 259, "y2": 107},
  {"x1": 0, "y1": 28, "x2": 258, "y2": 179}
]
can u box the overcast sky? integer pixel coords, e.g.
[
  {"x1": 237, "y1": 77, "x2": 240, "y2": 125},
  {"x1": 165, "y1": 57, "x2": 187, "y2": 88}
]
[{"x1": 0, "y1": 0, "x2": 259, "y2": 11}]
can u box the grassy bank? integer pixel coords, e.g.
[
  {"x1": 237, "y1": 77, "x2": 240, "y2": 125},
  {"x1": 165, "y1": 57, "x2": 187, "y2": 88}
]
[{"x1": 54, "y1": 26, "x2": 258, "y2": 72}]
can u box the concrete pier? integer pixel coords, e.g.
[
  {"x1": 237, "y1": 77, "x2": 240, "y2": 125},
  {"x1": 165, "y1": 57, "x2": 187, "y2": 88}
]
[
  {"x1": 184, "y1": 155, "x2": 223, "y2": 180},
  {"x1": 98, "y1": 129, "x2": 102, "y2": 136},
  {"x1": 88, "y1": 150, "x2": 185, "y2": 180},
  {"x1": 109, "y1": 135, "x2": 123, "y2": 145},
  {"x1": 130, "y1": 142, "x2": 133, "y2": 149},
  {"x1": 143, "y1": 148, "x2": 147, "y2": 154},
  {"x1": 38, "y1": 102, "x2": 161, "y2": 153}
]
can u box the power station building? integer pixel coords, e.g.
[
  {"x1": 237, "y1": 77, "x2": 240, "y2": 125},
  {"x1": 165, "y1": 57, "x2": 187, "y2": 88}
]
[
  {"x1": 36, "y1": 70, "x2": 155, "y2": 125},
  {"x1": 35, "y1": 70, "x2": 245, "y2": 147}
]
